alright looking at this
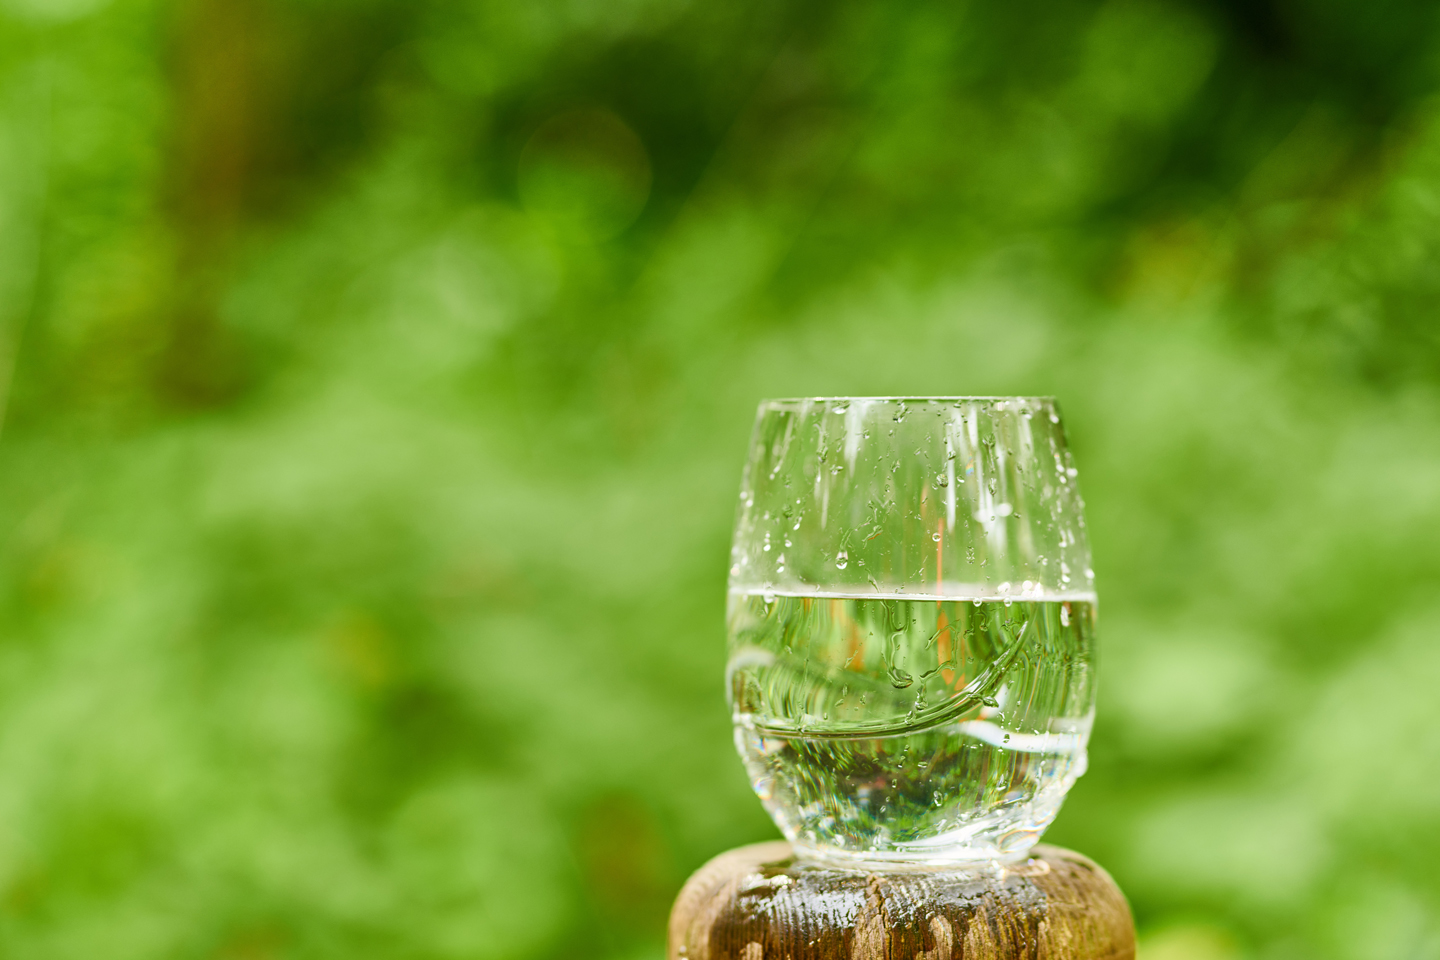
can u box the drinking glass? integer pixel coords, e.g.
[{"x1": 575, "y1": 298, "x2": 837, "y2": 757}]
[{"x1": 726, "y1": 397, "x2": 1097, "y2": 865}]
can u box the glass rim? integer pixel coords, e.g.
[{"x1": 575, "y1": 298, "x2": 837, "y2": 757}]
[{"x1": 757, "y1": 395, "x2": 1058, "y2": 407}]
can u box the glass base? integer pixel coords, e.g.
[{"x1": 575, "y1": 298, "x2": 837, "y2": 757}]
[{"x1": 789, "y1": 824, "x2": 1044, "y2": 872}]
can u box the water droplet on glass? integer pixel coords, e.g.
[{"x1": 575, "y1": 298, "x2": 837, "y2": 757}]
[
  {"x1": 932, "y1": 532, "x2": 941, "y2": 542},
  {"x1": 835, "y1": 551, "x2": 848, "y2": 569}
]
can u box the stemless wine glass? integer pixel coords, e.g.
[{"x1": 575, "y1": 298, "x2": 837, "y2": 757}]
[{"x1": 726, "y1": 397, "x2": 1097, "y2": 866}]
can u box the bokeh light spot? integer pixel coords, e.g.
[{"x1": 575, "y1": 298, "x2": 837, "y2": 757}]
[{"x1": 517, "y1": 108, "x2": 652, "y2": 240}]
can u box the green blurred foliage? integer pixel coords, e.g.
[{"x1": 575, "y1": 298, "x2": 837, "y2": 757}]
[{"x1": 0, "y1": 0, "x2": 1437, "y2": 957}]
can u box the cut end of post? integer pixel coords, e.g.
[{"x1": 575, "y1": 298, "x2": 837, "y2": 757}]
[{"x1": 668, "y1": 842, "x2": 1134, "y2": 960}]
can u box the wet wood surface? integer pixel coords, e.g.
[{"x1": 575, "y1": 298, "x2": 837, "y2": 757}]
[{"x1": 668, "y1": 842, "x2": 1134, "y2": 960}]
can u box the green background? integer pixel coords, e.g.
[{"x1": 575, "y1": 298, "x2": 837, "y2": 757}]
[{"x1": 0, "y1": 0, "x2": 1438, "y2": 957}]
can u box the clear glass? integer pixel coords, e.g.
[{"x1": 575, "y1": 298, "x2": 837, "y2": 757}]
[{"x1": 726, "y1": 397, "x2": 1097, "y2": 866}]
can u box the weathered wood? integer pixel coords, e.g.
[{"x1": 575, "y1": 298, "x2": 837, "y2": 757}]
[{"x1": 668, "y1": 843, "x2": 1134, "y2": 960}]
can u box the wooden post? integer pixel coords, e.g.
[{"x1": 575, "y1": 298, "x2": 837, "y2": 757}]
[{"x1": 668, "y1": 842, "x2": 1134, "y2": 960}]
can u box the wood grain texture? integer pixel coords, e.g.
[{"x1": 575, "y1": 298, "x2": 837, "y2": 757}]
[{"x1": 668, "y1": 843, "x2": 1134, "y2": 960}]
